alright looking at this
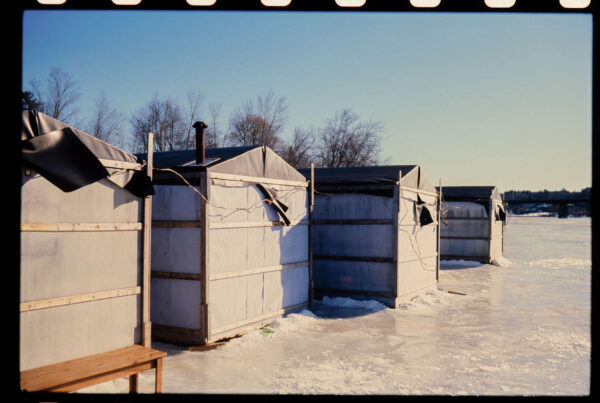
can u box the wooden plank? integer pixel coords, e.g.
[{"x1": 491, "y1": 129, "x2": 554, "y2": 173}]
[
  {"x1": 151, "y1": 271, "x2": 202, "y2": 281},
  {"x1": 20, "y1": 345, "x2": 166, "y2": 392},
  {"x1": 98, "y1": 159, "x2": 143, "y2": 171},
  {"x1": 392, "y1": 175, "x2": 400, "y2": 300},
  {"x1": 20, "y1": 286, "x2": 141, "y2": 312},
  {"x1": 311, "y1": 219, "x2": 393, "y2": 225},
  {"x1": 20, "y1": 222, "x2": 142, "y2": 232},
  {"x1": 152, "y1": 220, "x2": 202, "y2": 228},
  {"x1": 209, "y1": 220, "x2": 308, "y2": 229},
  {"x1": 142, "y1": 132, "x2": 154, "y2": 348},
  {"x1": 309, "y1": 163, "x2": 314, "y2": 306},
  {"x1": 210, "y1": 302, "x2": 308, "y2": 336},
  {"x1": 398, "y1": 185, "x2": 439, "y2": 198},
  {"x1": 209, "y1": 261, "x2": 309, "y2": 281},
  {"x1": 200, "y1": 171, "x2": 210, "y2": 344},
  {"x1": 209, "y1": 171, "x2": 308, "y2": 188},
  {"x1": 313, "y1": 255, "x2": 394, "y2": 263},
  {"x1": 437, "y1": 179, "x2": 441, "y2": 281},
  {"x1": 314, "y1": 287, "x2": 395, "y2": 298}
]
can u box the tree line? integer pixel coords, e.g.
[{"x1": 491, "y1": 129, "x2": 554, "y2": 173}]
[
  {"x1": 22, "y1": 67, "x2": 384, "y2": 169},
  {"x1": 503, "y1": 188, "x2": 591, "y2": 201}
]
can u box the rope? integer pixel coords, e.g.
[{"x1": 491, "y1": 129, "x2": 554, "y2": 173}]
[{"x1": 152, "y1": 167, "x2": 306, "y2": 221}]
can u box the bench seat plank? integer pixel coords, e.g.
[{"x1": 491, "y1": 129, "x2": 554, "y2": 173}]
[{"x1": 21, "y1": 345, "x2": 167, "y2": 393}]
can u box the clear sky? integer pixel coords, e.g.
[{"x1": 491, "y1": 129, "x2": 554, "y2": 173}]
[{"x1": 21, "y1": 10, "x2": 592, "y2": 192}]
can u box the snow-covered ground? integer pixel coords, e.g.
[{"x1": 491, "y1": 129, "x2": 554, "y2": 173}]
[{"x1": 81, "y1": 216, "x2": 591, "y2": 396}]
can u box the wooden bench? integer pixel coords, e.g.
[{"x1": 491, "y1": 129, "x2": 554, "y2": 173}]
[{"x1": 20, "y1": 345, "x2": 167, "y2": 393}]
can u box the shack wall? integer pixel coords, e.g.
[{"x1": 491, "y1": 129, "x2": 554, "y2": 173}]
[
  {"x1": 207, "y1": 181, "x2": 309, "y2": 341},
  {"x1": 396, "y1": 190, "x2": 438, "y2": 302},
  {"x1": 20, "y1": 172, "x2": 143, "y2": 370},
  {"x1": 312, "y1": 193, "x2": 396, "y2": 303},
  {"x1": 440, "y1": 201, "x2": 491, "y2": 262}
]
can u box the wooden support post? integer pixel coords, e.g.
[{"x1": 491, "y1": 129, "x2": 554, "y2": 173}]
[
  {"x1": 309, "y1": 163, "x2": 314, "y2": 306},
  {"x1": 142, "y1": 132, "x2": 154, "y2": 347},
  {"x1": 393, "y1": 171, "x2": 401, "y2": 302},
  {"x1": 437, "y1": 178, "x2": 441, "y2": 282},
  {"x1": 200, "y1": 170, "x2": 210, "y2": 344}
]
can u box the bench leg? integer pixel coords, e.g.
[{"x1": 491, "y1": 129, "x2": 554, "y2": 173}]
[
  {"x1": 155, "y1": 358, "x2": 163, "y2": 394},
  {"x1": 129, "y1": 373, "x2": 139, "y2": 393}
]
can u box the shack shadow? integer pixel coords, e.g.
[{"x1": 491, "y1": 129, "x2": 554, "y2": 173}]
[
  {"x1": 440, "y1": 260, "x2": 486, "y2": 271},
  {"x1": 308, "y1": 298, "x2": 388, "y2": 319}
]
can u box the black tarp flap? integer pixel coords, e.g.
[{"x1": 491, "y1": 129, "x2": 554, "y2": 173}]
[
  {"x1": 417, "y1": 204, "x2": 435, "y2": 227},
  {"x1": 256, "y1": 183, "x2": 291, "y2": 225},
  {"x1": 22, "y1": 127, "x2": 109, "y2": 192},
  {"x1": 22, "y1": 110, "x2": 154, "y2": 196}
]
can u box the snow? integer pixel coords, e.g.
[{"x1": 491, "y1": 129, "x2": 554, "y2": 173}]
[{"x1": 79, "y1": 216, "x2": 591, "y2": 396}]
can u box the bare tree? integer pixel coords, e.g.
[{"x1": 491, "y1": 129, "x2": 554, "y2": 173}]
[
  {"x1": 129, "y1": 94, "x2": 186, "y2": 153},
  {"x1": 279, "y1": 127, "x2": 316, "y2": 168},
  {"x1": 206, "y1": 101, "x2": 223, "y2": 148},
  {"x1": 88, "y1": 92, "x2": 123, "y2": 147},
  {"x1": 228, "y1": 90, "x2": 288, "y2": 150},
  {"x1": 182, "y1": 89, "x2": 205, "y2": 149},
  {"x1": 315, "y1": 109, "x2": 383, "y2": 168},
  {"x1": 27, "y1": 67, "x2": 81, "y2": 123}
]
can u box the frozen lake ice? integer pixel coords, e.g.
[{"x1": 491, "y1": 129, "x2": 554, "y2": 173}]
[{"x1": 81, "y1": 215, "x2": 591, "y2": 395}]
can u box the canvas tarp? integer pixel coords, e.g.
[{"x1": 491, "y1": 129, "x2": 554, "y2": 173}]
[{"x1": 21, "y1": 110, "x2": 153, "y2": 196}]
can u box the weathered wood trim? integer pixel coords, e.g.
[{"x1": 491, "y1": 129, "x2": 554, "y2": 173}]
[
  {"x1": 397, "y1": 185, "x2": 439, "y2": 198},
  {"x1": 209, "y1": 220, "x2": 308, "y2": 229},
  {"x1": 209, "y1": 261, "x2": 309, "y2": 281},
  {"x1": 311, "y1": 219, "x2": 394, "y2": 225},
  {"x1": 151, "y1": 271, "x2": 202, "y2": 281},
  {"x1": 309, "y1": 163, "x2": 314, "y2": 306},
  {"x1": 20, "y1": 287, "x2": 141, "y2": 312},
  {"x1": 200, "y1": 171, "x2": 210, "y2": 344},
  {"x1": 443, "y1": 216, "x2": 489, "y2": 221},
  {"x1": 313, "y1": 287, "x2": 395, "y2": 298},
  {"x1": 313, "y1": 255, "x2": 394, "y2": 263},
  {"x1": 440, "y1": 236, "x2": 492, "y2": 241},
  {"x1": 152, "y1": 220, "x2": 202, "y2": 228},
  {"x1": 209, "y1": 172, "x2": 308, "y2": 188},
  {"x1": 142, "y1": 132, "x2": 154, "y2": 348},
  {"x1": 392, "y1": 174, "x2": 400, "y2": 300},
  {"x1": 20, "y1": 222, "x2": 142, "y2": 232},
  {"x1": 210, "y1": 302, "x2": 308, "y2": 336},
  {"x1": 98, "y1": 159, "x2": 143, "y2": 171}
]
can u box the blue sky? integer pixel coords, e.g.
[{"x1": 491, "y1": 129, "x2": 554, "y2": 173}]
[{"x1": 22, "y1": 10, "x2": 592, "y2": 191}]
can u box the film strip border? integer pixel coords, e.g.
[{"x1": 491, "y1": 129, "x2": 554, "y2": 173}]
[{"x1": 16, "y1": 0, "x2": 597, "y2": 12}]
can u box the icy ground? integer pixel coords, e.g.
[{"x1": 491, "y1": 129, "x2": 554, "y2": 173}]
[{"x1": 81, "y1": 216, "x2": 591, "y2": 396}]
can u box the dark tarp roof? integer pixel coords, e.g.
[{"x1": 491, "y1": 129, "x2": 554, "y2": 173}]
[
  {"x1": 143, "y1": 146, "x2": 307, "y2": 183},
  {"x1": 298, "y1": 165, "x2": 437, "y2": 200},
  {"x1": 437, "y1": 186, "x2": 502, "y2": 202},
  {"x1": 137, "y1": 146, "x2": 260, "y2": 169},
  {"x1": 21, "y1": 109, "x2": 153, "y2": 196}
]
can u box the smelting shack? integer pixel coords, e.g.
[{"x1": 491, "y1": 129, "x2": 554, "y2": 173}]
[
  {"x1": 147, "y1": 144, "x2": 310, "y2": 345},
  {"x1": 20, "y1": 110, "x2": 155, "y2": 372},
  {"x1": 299, "y1": 165, "x2": 440, "y2": 307},
  {"x1": 437, "y1": 186, "x2": 506, "y2": 264}
]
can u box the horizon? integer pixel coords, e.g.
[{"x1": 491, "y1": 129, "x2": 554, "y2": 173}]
[{"x1": 21, "y1": 10, "x2": 592, "y2": 192}]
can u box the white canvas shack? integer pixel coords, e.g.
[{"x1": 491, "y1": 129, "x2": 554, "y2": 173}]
[
  {"x1": 299, "y1": 165, "x2": 440, "y2": 307},
  {"x1": 20, "y1": 110, "x2": 155, "y2": 371},
  {"x1": 146, "y1": 142, "x2": 310, "y2": 345},
  {"x1": 437, "y1": 186, "x2": 506, "y2": 264}
]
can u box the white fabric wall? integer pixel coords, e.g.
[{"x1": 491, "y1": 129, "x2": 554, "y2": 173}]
[
  {"x1": 20, "y1": 173, "x2": 143, "y2": 370},
  {"x1": 208, "y1": 183, "x2": 309, "y2": 339}
]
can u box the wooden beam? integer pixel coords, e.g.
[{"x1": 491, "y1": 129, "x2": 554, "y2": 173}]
[
  {"x1": 98, "y1": 159, "x2": 143, "y2": 171},
  {"x1": 20, "y1": 286, "x2": 141, "y2": 312},
  {"x1": 151, "y1": 271, "x2": 202, "y2": 281},
  {"x1": 313, "y1": 255, "x2": 394, "y2": 263},
  {"x1": 20, "y1": 222, "x2": 142, "y2": 232},
  {"x1": 142, "y1": 132, "x2": 154, "y2": 348},
  {"x1": 210, "y1": 302, "x2": 308, "y2": 336},
  {"x1": 209, "y1": 261, "x2": 309, "y2": 281},
  {"x1": 209, "y1": 172, "x2": 308, "y2": 188},
  {"x1": 209, "y1": 220, "x2": 308, "y2": 229}
]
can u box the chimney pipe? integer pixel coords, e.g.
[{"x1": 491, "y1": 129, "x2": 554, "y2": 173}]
[{"x1": 193, "y1": 121, "x2": 207, "y2": 165}]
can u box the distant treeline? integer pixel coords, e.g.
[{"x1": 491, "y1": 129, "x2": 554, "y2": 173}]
[{"x1": 503, "y1": 187, "x2": 590, "y2": 201}]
